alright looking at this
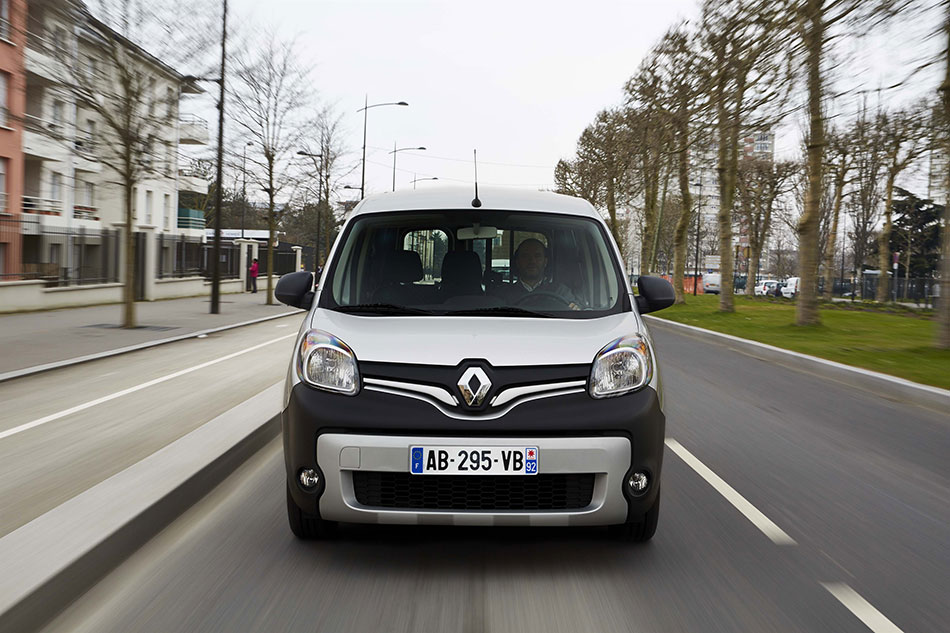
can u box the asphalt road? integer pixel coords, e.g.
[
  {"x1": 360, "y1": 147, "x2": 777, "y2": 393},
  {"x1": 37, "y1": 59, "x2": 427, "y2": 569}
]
[
  {"x1": 38, "y1": 323, "x2": 950, "y2": 633},
  {"x1": 0, "y1": 316, "x2": 304, "y2": 537}
]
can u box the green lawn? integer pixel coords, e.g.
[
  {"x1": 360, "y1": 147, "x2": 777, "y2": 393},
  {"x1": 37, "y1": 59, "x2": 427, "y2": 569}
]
[{"x1": 651, "y1": 294, "x2": 950, "y2": 390}]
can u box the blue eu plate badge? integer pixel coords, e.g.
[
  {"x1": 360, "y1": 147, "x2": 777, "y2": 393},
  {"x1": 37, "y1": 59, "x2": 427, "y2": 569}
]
[
  {"x1": 525, "y1": 447, "x2": 538, "y2": 474},
  {"x1": 410, "y1": 447, "x2": 424, "y2": 474}
]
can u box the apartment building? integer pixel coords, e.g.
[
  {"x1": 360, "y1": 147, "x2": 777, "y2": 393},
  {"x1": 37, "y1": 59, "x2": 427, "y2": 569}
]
[
  {"x1": 20, "y1": 0, "x2": 208, "y2": 285},
  {"x1": 0, "y1": 0, "x2": 25, "y2": 277}
]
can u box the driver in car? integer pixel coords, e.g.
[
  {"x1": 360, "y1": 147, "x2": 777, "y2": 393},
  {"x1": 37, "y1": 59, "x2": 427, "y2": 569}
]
[{"x1": 492, "y1": 238, "x2": 581, "y2": 310}]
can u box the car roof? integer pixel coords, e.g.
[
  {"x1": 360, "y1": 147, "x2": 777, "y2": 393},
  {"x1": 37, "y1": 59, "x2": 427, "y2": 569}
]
[{"x1": 350, "y1": 186, "x2": 601, "y2": 219}]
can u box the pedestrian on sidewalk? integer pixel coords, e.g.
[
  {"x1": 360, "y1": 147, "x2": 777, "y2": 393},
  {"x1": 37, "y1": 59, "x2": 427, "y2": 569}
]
[{"x1": 250, "y1": 258, "x2": 259, "y2": 293}]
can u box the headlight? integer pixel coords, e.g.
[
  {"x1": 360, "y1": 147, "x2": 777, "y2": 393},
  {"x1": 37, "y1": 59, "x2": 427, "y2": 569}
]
[
  {"x1": 589, "y1": 335, "x2": 653, "y2": 398},
  {"x1": 296, "y1": 329, "x2": 359, "y2": 396}
]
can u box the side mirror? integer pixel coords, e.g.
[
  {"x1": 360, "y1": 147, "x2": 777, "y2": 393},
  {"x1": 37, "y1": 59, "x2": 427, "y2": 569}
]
[
  {"x1": 636, "y1": 276, "x2": 675, "y2": 314},
  {"x1": 275, "y1": 271, "x2": 315, "y2": 309}
]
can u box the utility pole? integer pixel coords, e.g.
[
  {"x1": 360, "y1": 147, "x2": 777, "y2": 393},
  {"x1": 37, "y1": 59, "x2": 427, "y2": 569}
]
[
  {"x1": 241, "y1": 141, "x2": 251, "y2": 238},
  {"x1": 210, "y1": 0, "x2": 227, "y2": 314}
]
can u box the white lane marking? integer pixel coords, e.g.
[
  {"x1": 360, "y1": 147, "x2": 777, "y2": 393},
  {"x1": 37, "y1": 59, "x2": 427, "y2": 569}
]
[
  {"x1": 821, "y1": 583, "x2": 904, "y2": 633},
  {"x1": 665, "y1": 438, "x2": 797, "y2": 546},
  {"x1": 275, "y1": 324, "x2": 290, "y2": 328},
  {"x1": 0, "y1": 334, "x2": 296, "y2": 441}
]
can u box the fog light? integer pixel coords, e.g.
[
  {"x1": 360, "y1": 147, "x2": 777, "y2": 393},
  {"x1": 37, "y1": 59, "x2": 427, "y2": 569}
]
[
  {"x1": 298, "y1": 469, "x2": 320, "y2": 489},
  {"x1": 628, "y1": 472, "x2": 648, "y2": 493}
]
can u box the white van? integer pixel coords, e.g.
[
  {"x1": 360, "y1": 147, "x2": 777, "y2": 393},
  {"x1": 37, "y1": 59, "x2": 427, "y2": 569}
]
[
  {"x1": 275, "y1": 187, "x2": 673, "y2": 542},
  {"x1": 782, "y1": 277, "x2": 801, "y2": 298},
  {"x1": 703, "y1": 272, "x2": 721, "y2": 294}
]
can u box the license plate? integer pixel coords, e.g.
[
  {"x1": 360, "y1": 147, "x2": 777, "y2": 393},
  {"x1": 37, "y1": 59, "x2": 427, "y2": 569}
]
[{"x1": 409, "y1": 446, "x2": 539, "y2": 475}]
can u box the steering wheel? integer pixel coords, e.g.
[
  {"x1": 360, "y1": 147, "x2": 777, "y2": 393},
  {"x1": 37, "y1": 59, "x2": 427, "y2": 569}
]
[{"x1": 514, "y1": 291, "x2": 573, "y2": 309}]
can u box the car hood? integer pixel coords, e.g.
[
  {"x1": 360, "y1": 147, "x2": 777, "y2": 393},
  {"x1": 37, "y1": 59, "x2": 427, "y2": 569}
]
[{"x1": 308, "y1": 308, "x2": 643, "y2": 366}]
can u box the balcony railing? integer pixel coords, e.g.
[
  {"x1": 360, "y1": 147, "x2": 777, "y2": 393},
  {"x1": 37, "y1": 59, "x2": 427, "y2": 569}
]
[
  {"x1": 75, "y1": 133, "x2": 97, "y2": 154},
  {"x1": 179, "y1": 114, "x2": 208, "y2": 127},
  {"x1": 0, "y1": 192, "x2": 7, "y2": 212},
  {"x1": 26, "y1": 30, "x2": 69, "y2": 59},
  {"x1": 73, "y1": 205, "x2": 100, "y2": 220},
  {"x1": 24, "y1": 114, "x2": 64, "y2": 137},
  {"x1": 22, "y1": 196, "x2": 63, "y2": 215}
]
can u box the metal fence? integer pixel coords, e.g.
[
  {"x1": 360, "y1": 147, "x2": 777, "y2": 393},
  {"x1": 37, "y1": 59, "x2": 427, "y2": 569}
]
[
  {"x1": 0, "y1": 215, "x2": 120, "y2": 286},
  {"x1": 156, "y1": 234, "x2": 240, "y2": 281}
]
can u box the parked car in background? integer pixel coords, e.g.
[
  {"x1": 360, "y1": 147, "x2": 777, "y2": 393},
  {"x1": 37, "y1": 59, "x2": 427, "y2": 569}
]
[
  {"x1": 754, "y1": 280, "x2": 779, "y2": 296},
  {"x1": 703, "y1": 273, "x2": 721, "y2": 295},
  {"x1": 782, "y1": 277, "x2": 801, "y2": 299}
]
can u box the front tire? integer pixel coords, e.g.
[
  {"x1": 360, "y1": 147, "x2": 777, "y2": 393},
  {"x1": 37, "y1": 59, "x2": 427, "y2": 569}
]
[
  {"x1": 286, "y1": 483, "x2": 336, "y2": 539},
  {"x1": 610, "y1": 487, "x2": 660, "y2": 543}
]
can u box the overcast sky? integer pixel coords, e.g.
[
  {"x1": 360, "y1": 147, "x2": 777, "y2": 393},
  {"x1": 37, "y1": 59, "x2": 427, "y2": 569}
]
[{"x1": 224, "y1": 0, "x2": 700, "y2": 197}]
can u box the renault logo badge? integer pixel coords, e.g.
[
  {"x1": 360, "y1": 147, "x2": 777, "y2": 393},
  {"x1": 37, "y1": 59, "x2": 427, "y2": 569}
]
[{"x1": 458, "y1": 367, "x2": 491, "y2": 406}]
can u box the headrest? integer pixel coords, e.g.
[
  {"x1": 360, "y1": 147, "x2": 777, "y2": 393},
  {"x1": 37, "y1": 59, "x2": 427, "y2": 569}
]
[
  {"x1": 385, "y1": 250, "x2": 423, "y2": 283},
  {"x1": 440, "y1": 251, "x2": 482, "y2": 285}
]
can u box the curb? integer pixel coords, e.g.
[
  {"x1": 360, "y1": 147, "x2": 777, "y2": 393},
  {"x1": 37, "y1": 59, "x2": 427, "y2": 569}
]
[
  {"x1": 644, "y1": 315, "x2": 950, "y2": 413},
  {"x1": 0, "y1": 383, "x2": 284, "y2": 633},
  {"x1": 0, "y1": 310, "x2": 303, "y2": 384}
]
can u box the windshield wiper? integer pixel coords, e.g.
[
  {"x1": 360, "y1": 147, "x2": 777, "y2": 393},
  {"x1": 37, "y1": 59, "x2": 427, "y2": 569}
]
[
  {"x1": 333, "y1": 303, "x2": 434, "y2": 316},
  {"x1": 445, "y1": 306, "x2": 554, "y2": 318}
]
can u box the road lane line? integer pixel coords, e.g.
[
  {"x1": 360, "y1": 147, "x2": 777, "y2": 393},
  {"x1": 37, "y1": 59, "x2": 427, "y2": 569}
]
[
  {"x1": 821, "y1": 583, "x2": 904, "y2": 633},
  {"x1": 665, "y1": 438, "x2": 797, "y2": 546},
  {"x1": 0, "y1": 334, "x2": 296, "y2": 441}
]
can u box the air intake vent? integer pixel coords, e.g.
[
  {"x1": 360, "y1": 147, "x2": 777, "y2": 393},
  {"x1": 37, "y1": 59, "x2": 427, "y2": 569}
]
[{"x1": 352, "y1": 472, "x2": 595, "y2": 511}]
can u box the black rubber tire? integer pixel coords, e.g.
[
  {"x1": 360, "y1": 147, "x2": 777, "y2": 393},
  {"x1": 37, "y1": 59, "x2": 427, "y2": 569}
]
[
  {"x1": 609, "y1": 487, "x2": 660, "y2": 543},
  {"x1": 286, "y1": 483, "x2": 337, "y2": 539}
]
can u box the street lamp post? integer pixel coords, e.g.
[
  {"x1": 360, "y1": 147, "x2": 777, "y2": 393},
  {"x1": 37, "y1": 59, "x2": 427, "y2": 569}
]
[
  {"x1": 358, "y1": 97, "x2": 408, "y2": 200},
  {"x1": 389, "y1": 144, "x2": 426, "y2": 191},
  {"x1": 411, "y1": 175, "x2": 438, "y2": 189},
  {"x1": 297, "y1": 150, "x2": 325, "y2": 270},
  {"x1": 692, "y1": 179, "x2": 703, "y2": 296}
]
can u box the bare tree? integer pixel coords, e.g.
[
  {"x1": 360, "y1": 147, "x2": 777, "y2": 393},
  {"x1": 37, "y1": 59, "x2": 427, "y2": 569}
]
[
  {"x1": 699, "y1": 0, "x2": 792, "y2": 312},
  {"x1": 232, "y1": 33, "x2": 315, "y2": 304},
  {"x1": 737, "y1": 159, "x2": 800, "y2": 293},
  {"x1": 37, "y1": 0, "x2": 214, "y2": 326},
  {"x1": 874, "y1": 102, "x2": 931, "y2": 301},
  {"x1": 638, "y1": 24, "x2": 706, "y2": 302},
  {"x1": 848, "y1": 103, "x2": 886, "y2": 292},
  {"x1": 820, "y1": 127, "x2": 855, "y2": 298}
]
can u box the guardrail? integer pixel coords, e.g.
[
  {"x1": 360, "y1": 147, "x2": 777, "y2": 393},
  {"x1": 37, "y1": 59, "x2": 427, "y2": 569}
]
[{"x1": 22, "y1": 196, "x2": 62, "y2": 215}]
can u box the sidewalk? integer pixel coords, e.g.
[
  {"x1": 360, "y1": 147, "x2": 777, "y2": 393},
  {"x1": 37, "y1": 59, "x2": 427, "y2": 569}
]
[{"x1": 0, "y1": 293, "x2": 302, "y2": 376}]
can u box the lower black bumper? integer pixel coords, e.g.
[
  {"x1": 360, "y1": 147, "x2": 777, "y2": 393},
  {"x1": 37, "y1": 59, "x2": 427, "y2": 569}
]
[{"x1": 282, "y1": 382, "x2": 665, "y2": 523}]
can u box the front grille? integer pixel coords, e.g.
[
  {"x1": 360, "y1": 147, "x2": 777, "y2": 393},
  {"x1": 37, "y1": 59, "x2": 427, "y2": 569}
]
[{"x1": 352, "y1": 472, "x2": 595, "y2": 511}]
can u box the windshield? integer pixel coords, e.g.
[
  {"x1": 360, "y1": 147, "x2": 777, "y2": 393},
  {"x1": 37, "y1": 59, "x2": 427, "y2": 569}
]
[{"x1": 319, "y1": 209, "x2": 629, "y2": 318}]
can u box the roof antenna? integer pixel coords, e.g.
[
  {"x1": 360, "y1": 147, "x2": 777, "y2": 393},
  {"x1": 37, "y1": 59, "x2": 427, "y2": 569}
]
[{"x1": 471, "y1": 149, "x2": 482, "y2": 208}]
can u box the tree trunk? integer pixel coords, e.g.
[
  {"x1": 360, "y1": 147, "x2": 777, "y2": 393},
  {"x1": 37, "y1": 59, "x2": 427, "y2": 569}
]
[
  {"x1": 606, "y1": 175, "x2": 620, "y2": 252},
  {"x1": 875, "y1": 170, "x2": 897, "y2": 302},
  {"x1": 937, "y1": 2, "x2": 950, "y2": 348},
  {"x1": 796, "y1": 0, "x2": 824, "y2": 326},
  {"x1": 640, "y1": 176, "x2": 656, "y2": 276},
  {"x1": 822, "y1": 172, "x2": 846, "y2": 300},
  {"x1": 122, "y1": 178, "x2": 136, "y2": 328},
  {"x1": 672, "y1": 127, "x2": 692, "y2": 304},
  {"x1": 651, "y1": 162, "x2": 671, "y2": 273}
]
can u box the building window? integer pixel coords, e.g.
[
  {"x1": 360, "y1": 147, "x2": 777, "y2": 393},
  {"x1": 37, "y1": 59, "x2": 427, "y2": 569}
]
[
  {"x1": 50, "y1": 172, "x2": 62, "y2": 201},
  {"x1": 52, "y1": 100, "x2": 65, "y2": 132},
  {"x1": 132, "y1": 187, "x2": 137, "y2": 219},
  {"x1": 755, "y1": 142, "x2": 770, "y2": 153},
  {"x1": 0, "y1": 158, "x2": 6, "y2": 211},
  {"x1": 755, "y1": 132, "x2": 770, "y2": 142},
  {"x1": 0, "y1": 73, "x2": 7, "y2": 125},
  {"x1": 145, "y1": 190, "x2": 153, "y2": 224},
  {"x1": 166, "y1": 87, "x2": 174, "y2": 119},
  {"x1": 164, "y1": 194, "x2": 171, "y2": 229},
  {"x1": 0, "y1": 0, "x2": 9, "y2": 40},
  {"x1": 85, "y1": 182, "x2": 95, "y2": 207},
  {"x1": 53, "y1": 27, "x2": 67, "y2": 57},
  {"x1": 50, "y1": 243, "x2": 61, "y2": 264}
]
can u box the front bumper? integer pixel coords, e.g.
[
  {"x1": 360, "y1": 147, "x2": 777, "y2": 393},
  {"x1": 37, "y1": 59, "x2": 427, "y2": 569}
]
[
  {"x1": 317, "y1": 434, "x2": 631, "y2": 526},
  {"x1": 283, "y1": 383, "x2": 665, "y2": 526}
]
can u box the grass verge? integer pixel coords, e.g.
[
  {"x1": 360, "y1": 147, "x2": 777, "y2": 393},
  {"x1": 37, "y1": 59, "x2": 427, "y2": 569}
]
[{"x1": 651, "y1": 294, "x2": 950, "y2": 390}]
